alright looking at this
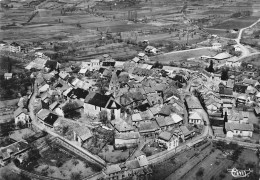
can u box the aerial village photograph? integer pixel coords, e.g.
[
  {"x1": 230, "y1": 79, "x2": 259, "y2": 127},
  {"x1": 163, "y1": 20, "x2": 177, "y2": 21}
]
[{"x1": 0, "y1": 0, "x2": 260, "y2": 179}]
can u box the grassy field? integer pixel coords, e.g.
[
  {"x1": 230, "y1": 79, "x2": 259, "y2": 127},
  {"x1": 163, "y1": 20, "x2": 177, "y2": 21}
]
[
  {"x1": 150, "y1": 48, "x2": 217, "y2": 63},
  {"x1": 210, "y1": 16, "x2": 259, "y2": 30},
  {"x1": 242, "y1": 54, "x2": 260, "y2": 67}
]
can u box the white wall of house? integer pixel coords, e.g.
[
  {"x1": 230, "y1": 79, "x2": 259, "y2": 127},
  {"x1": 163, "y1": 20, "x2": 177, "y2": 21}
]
[
  {"x1": 189, "y1": 119, "x2": 203, "y2": 125},
  {"x1": 157, "y1": 138, "x2": 179, "y2": 150},
  {"x1": 15, "y1": 113, "x2": 29, "y2": 125},
  {"x1": 9, "y1": 46, "x2": 21, "y2": 52},
  {"x1": 84, "y1": 103, "x2": 121, "y2": 120},
  {"x1": 227, "y1": 130, "x2": 253, "y2": 138},
  {"x1": 73, "y1": 131, "x2": 83, "y2": 146}
]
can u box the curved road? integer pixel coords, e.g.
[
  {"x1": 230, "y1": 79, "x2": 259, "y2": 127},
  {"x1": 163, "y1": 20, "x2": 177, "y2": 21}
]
[{"x1": 231, "y1": 18, "x2": 260, "y2": 58}]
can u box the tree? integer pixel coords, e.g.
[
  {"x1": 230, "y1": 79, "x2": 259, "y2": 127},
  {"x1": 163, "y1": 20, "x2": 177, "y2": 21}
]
[
  {"x1": 96, "y1": 78, "x2": 109, "y2": 95},
  {"x1": 206, "y1": 60, "x2": 214, "y2": 72},
  {"x1": 221, "y1": 67, "x2": 229, "y2": 80},
  {"x1": 70, "y1": 172, "x2": 81, "y2": 180},
  {"x1": 62, "y1": 101, "x2": 81, "y2": 119},
  {"x1": 17, "y1": 121, "x2": 25, "y2": 129},
  {"x1": 27, "y1": 148, "x2": 41, "y2": 162},
  {"x1": 62, "y1": 125, "x2": 69, "y2": 135},
  {"x1": 99, "y1": 110, "x2": 108, "y2": 124},
  {"x1": 152, "y1": 61, "x2": 163, "y2": 69}
]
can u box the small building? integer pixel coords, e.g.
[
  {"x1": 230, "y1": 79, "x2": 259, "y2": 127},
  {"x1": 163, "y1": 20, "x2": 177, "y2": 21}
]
[
  {"x1": 110, "y1": 118, "x2": 134, "y2": 133},
  {"x1": 156, "y1": 131, "x2": 179, "y2": 150},
  {"x1": 4, "y1": 73, "x2": 12, "y2": 80},
  {"x1": 37, "y1": 109, "x2": 59, "y2": 129},
  {"x1": 102, "y1": 155, "x2": 151, "y2": 180},
  {"x1": 81, "y1": 59, "x2": 101, "y2": 71},
  {"x1": 137, "y1": 120, "x2": 160, "y2": 137},
  {"x1": 179, "y1": 125, "x2": 195, "y2": 141},
  {"x1": 233, "y1": 44, "x2": 241, "y2": 52},
  {"x1": 225, "y1": 122, "x2": 254, "y2": 138},
  {"x1": 189, "y1": 112, "x2": 203, "y2": 125},
  {"x1": 211, "y1": 42, "x2": 222, "y2": 50},
  {"x1": 145, "y1": 46, "x2": 158, "y2": 55},
  {"x1": 9, "y1": 42, "x2": 21, "y2": 52},
  {"x1": 13, "y1": 108, "x2": 29, "y2": 126}
]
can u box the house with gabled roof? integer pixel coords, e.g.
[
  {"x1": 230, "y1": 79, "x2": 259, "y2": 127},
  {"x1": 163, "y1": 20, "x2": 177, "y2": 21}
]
[
  {"x1": 179, "y1": 125, "x2": 195, "y2": 141},
  {"x1": 137, "y1": 120, "x2": 160, "y2": 137},
  {"x1": 9, "y1": 42, "x2": 21, "y2": 52},
  {"x1": 185, "y1": 96, "x2": 202, "y2": 114},
  {"x1": 189, "y1": 112, "x2": 203, "y2": 125},
  {"x1": 155, "y1": 116, "x2": 178, "y2": 130},
  {"x1": 84, "y1": 92, "x2": 121, "y2": 120},
  {"x1": 156, "y1": 131, "x2": 179, "y2": 150},
  {"x1": 44, "y1": 60, "x2": 60, "y2": 71},
  {"x1": 110, "y1": 118, "x2": 134, "y2": 133},
  {"x1": 59, "y1": 71, "x2": 69, "y2": 81},
  {"x1": 4, "y1": 73, "x2": 12, "y2": 80},
  {"x1": 81, "y1": 59, "x2": 101, "y2": 71},
  {"x1": 225, "y1": 122, "x2": 253, "y2": 138},
  {"x1": 49, "y1": 101, "x2": 59, "y2": 111},
  {"x1": 37, "y1": 109, "x2": 59, "y2": 129},
  {"x1": 243, "y1": 78, "x2": 259, "y2": 87},
  {"x1": 14, "y1": 108, "x2": 29, "y2": 126}
]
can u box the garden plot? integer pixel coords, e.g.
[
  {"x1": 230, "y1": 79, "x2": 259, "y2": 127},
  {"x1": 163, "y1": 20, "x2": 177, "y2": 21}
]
[
  {"x1": 20, "y1": 144, "x2": 101, "y2": 179},
  {"x1": 98, "y1": 145, "x2": 136, "y2": 163}
]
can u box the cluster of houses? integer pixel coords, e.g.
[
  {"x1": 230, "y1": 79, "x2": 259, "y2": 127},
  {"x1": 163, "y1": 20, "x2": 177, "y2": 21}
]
[
  {"x1": 102, "y1": 154, "x2": 152, "y2": 180},
  {"x1": 189, "y1": 65, "x2": 258, "y2": 140},
  {"x1": 17, "y1": 48, "x2": 207, "y2": 155}
]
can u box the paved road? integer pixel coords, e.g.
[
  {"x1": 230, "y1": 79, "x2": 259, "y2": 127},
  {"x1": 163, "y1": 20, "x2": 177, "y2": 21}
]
[{"x1": 234, "y1": 18, "x2": 260, "y2": 58}]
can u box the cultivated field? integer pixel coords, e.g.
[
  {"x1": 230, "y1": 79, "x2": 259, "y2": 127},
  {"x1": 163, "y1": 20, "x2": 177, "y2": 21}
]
[
  {"x1": 210, "y1": 16, "x2": 260, "y2": 30},
  {"x1": 150, "y1": 48, "x2": 217, "y2": 63}
]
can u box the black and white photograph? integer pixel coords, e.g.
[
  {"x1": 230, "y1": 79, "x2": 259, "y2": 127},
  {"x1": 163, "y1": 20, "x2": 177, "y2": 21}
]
[{"x1": 0, "y1": 0, "x2": 259, "y2": 179}]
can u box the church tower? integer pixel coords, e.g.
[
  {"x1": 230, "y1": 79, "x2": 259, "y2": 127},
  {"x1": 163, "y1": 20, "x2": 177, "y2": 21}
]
[{"x1": 109, "y1": 72, "x2": 120, "y2": 96}]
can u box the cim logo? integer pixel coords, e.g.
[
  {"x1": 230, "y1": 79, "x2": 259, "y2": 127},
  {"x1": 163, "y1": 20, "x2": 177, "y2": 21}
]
[{"x1": 227, "y1": 168, "x2": 253, "y2": 178}]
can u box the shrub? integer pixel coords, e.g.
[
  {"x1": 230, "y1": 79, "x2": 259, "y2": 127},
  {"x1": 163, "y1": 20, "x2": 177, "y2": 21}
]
[
  {"x1": 56, "y1": 160, "x2": 63, "y2": 167},
  {"x1": 215, "y1": 159, "x2": 221, "y2": 165},
  {"x1": 219, "y1": 173, "x2": 226, "y2": 179},
  {"x1": 196, "y1": 167, "x2": 204, "y2": 177},
  {"x1": 72, "y1": 159, "x2": 79, "y2": 166},
  {"x1": 70, "y1": 172, "x2": 81, "y2": 180}
]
